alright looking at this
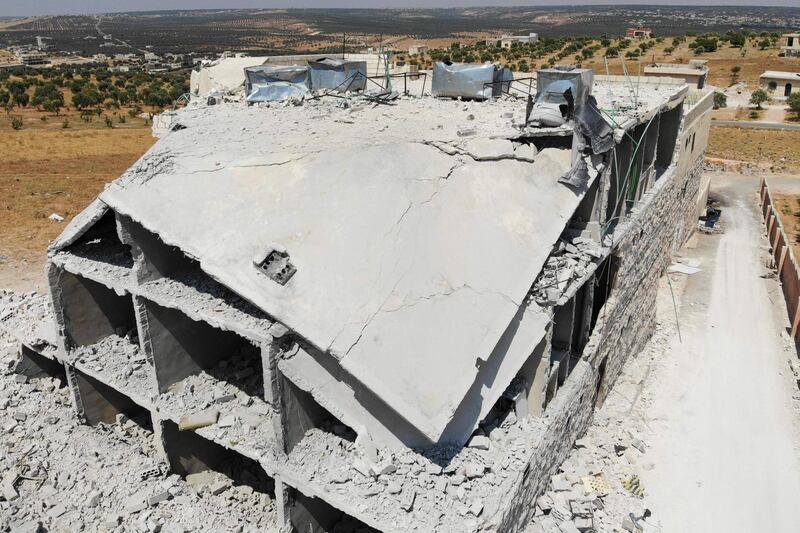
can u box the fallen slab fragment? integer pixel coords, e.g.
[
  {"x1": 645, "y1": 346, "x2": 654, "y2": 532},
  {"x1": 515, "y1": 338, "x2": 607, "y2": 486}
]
[{"x1": 178, "y1": 409, "x2": 219, "y2": 431}]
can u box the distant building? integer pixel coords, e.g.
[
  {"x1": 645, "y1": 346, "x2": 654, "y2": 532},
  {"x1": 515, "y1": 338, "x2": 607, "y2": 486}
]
[
  {"x1": 92, "y1": 54, "x2": 109, "y2": 63},
  {"x1": 644, "y1": 60, "x2": 709, "y2": 89},
  {"x1": 487, "y1": 32, "x2": 540, "y2": 49},
  {"x1": 759, "y1": 71, "x2": 800, "y2": 98},
  {"x1": 144, "y1": 52, "x2": 159, "y2": 62},
  {"x1": 16, "y1": 51, "x2": 51, "y2": 67},
  {"x1": 407, "y1": 44, "x2": 428, "y2": 56},
  {"x1": 781, "y1": 33, "x2": 800, "y2": 58},
  {"x1": 626, "y1": 27, "x2": 653, "y2": 39}
]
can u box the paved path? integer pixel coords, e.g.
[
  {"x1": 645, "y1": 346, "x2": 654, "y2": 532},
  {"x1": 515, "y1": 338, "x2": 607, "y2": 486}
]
[
  {"x1": 711, "y1": 119, "x2": 800, "y2": 131},
  {"x1": 643, "y1": 175, "x2": 800, "y2": 532}
]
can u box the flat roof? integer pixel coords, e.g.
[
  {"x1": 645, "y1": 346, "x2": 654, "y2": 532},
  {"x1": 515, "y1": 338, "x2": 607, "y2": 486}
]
[
  {"x1": 760, "y1": 71, "x2": 800, "y2": 81},
  {"x1": 644, "y1": 64, "x2": 707, "y2": 76}
]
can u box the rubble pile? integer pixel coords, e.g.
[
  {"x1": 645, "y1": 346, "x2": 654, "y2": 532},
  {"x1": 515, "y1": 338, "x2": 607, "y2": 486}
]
[
  {"x1": 0, "y1": 290, "x2": 57, "y2": 357},
  {"x1": 530, "y1": 237, "x2": 604, "y2": 306},
  {"x1": 285, "y1": 407, "x2": 534, "y2": 532},
  {"x1": 0, "y1": 330, "x2": 279, "y2": 533},
  {"x1": 525, "y1": 317, "x2": 675, "y2": 533}
]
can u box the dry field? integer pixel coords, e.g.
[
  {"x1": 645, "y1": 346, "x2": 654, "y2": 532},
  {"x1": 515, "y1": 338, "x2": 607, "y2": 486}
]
[
  {"x1": 772, "y1": 194, "x2": 800, "y2": 261},
  {"x1": 706, "y1": 126, "x2": 800, "y2": 171},
  {"x1": 0, "y1": 125, "x2": 155, "y2": 290},
  {"x1": 580, "y1": 38, "x2": 799, "y2": 89}
]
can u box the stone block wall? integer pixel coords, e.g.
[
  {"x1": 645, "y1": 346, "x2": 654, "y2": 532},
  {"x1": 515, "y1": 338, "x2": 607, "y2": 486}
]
[{"x1": 494, "y1": 98, "x2": 711, "y2": 531}]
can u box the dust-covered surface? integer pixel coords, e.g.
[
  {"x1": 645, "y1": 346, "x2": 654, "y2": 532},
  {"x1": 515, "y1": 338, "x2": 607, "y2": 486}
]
[
  {"x1": 527, "y1": 175, "x2": 800, "y2": 533},
  {"x1": 0, "y1": 329, "x2": 280, "y2": 533}
]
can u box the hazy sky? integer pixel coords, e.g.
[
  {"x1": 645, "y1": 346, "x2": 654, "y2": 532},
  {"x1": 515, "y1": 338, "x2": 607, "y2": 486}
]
[{"x1": 3, "y1": 1, "x2": 797, "y2": 18}]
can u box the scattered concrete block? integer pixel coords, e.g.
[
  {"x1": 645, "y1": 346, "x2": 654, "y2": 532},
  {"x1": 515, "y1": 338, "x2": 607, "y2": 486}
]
[
  {"x1": 86, "y1": 490, "x2": 102, "y2": 508},
  {"x1": 551, "y1": 474, "x2": 571, "y2": 492},
  {"x1": 465, "y1": 463, "x2": 484, "y2": 479},
  {"x1": 386, "y1": 481, "x2": 402, "y2": 494},
  {"x1": 622, "y1": 515, "x2": 643, "y2": 533},
  {"x1": 425, "y1": 463, "x2": 443, "y2": 476},
  {"x1": 178, "y1": 409, "x2": 219, "y2": 431},
  {"x1": 400, "y1": 489, "x2": 416, "y2": 512},
  {"x1": 469, "y1": 499, "x2": 483, "y2": 516},
  {"x1": 370, "y1": 458, "x2": 396, "y2": 476},
  {"x1": 355, "y1": 430, "x2": 379, "y2": 464},
  {"x1": 352, "y1": 459, "x2": 372, "y2": 478},
  {"x1": 147, "y1": 491, "x2": 170, "y2": 506},
  {"x1": 363, "y1": 485, "x2": 383, "y2": 497},
  {"x1": 103, "y1": 515, "x2": 121, "y2": 529},
  {"x1": 124, "y1": 492, "x2": 148, "y2": 514},
  {"x1": 217, "y1": 414, "x2": 235, "y2": 428},
  {"x1": 209, "y1": 479, "x2": 231, "y2": 496},
  {"x1": 185, "y1": 471, "x2": 216, "y2": 488},
  {"x1": 47, "y1": 504, "x2": 67, "y2": 518},
  {"x1": 468, "y1": 435, "x2": 491, "y2": 450}
]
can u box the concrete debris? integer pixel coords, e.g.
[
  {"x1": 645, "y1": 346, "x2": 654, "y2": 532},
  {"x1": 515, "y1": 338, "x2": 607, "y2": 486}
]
[
  {"x1": 48, "y1": 213, "x2": 64, "y2": 222},
  {"x1": 178, "y1": 409, "x2": 220, "y2": 431},
  {"x1": 622, "y1": 514, "x2": 644, "y2": 533},
  {"x1": 467, "y1": 435, "x2": 491, "y2": 450}
]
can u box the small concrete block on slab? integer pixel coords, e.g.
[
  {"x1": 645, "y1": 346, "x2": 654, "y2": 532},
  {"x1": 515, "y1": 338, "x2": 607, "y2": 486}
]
[{"x1": 178, "y1": 409, "x2": 219, "y2": 431}]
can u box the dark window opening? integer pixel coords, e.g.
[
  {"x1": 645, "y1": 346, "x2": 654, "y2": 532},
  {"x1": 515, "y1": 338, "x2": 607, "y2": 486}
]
[
  {"x1": 142, "y1": 299, "x2": 265, "y2": 396},
  {"x1": 117, "y1": 215, "x2": 196, "y2": 283},
  {"x1": 591, "y1": 254, "x2": 620, "y2": 329},
  {"x1": 289, "y1": 488, "x2": 379, "y2": 533},
  {"x1": 281, "y1": 377, "x2": 356, "y2": 454},
  {"x1": 66, "y1": 210, "x2": 133, "y2": 268},
  {"x1": 161, "y1": 419, "x2": 275, "y2": 499},
  {"x1": 594, "y1": 356, "x2": 609, "y2": 408},
  {"x1": 528, "y1": 134, "x2": 573, "y2": 152},
  {"x1": 58, "y1": 270, "x2": 136, "y2": 349},
  {"x1": 72, "y1": 367, "x2": 152, "y2": 430},
  {"x1": 16, "y1": 346, "x2": 67, "y2": 386}
]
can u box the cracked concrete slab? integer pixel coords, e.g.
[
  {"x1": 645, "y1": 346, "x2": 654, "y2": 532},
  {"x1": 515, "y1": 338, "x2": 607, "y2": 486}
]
[{"x1": 98, "y1": 98, "x2": 583, "y2": 445}]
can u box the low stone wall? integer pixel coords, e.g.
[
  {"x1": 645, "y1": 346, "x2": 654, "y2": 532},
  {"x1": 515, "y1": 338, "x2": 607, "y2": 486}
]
[{"x1": 495, "y1": 154, "x2": 706, "y2": 532}]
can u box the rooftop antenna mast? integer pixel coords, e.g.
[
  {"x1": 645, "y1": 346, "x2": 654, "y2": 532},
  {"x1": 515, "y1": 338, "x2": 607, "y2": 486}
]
[{"x1": 379, "y1": 33, "x2": 392, "y2": 91}]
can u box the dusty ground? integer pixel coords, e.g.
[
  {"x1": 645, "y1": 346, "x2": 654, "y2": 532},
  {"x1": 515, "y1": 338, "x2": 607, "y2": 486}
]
[
  {"x1": 772, "y1": 193, "x2": 800, "y2": 260},
  {"x1": 0, "y1": 126, "x2": 155, "y2": 291},
  {"x1": 529, "y1": 172, "x2": 800, "y2": 532},
  {"x1": 705, "y1": 126, "x2": 800, "y2": 172}
]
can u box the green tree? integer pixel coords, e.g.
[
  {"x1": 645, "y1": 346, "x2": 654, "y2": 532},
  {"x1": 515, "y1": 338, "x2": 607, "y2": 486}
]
[
  {"x1": 43, "y1": 99, "x2": 62, "y2": 115},
  {"x1": 758, "y1": 38, "x2": 771, "y2": 50},
  {"x1": 713, "y1": 92, "x2": 727, "y2": 109},
  {"x1": 730, "y1": 65, "x2": 741, "y2": 84},
  {"x1": 10, "y1": 116, "x2": 23, "y2": 130},
  {"x1": 0, "y1": 90, "x2": 9, "y2": 106},
  {"x1": 750, "y1": 88, "x2": 768, "y2": 109},
  {"x1": 12, "y1": 92, "x2": 29, "y2": 107},
  {"x1": 728, "y1": 32, "x2": 746, "y2": 47},
  {"x1": 787, "y1": 92, "x2": 800, "y2": 119},
  {"x1": 605, "y1": 47, "x2": 619, "y2": 58}
]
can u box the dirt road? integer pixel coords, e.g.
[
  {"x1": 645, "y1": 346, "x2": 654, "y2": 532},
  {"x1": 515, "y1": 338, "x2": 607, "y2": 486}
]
[
  {"x1": 527, "y1": 173, "x2": 800, "y2": 532},
  {"x1": 643, "y1": 174, "x2": 800, "y2": 531}
]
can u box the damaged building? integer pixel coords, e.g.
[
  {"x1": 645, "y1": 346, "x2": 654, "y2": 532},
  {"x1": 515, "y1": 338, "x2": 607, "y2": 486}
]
[{"x1": 3, "y1": 63, "x2": 713, "y2": 532}]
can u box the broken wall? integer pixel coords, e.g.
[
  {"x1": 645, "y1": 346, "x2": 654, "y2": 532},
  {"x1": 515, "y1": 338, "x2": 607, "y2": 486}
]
[{"x1": 491, "y1": 93, "x2": 713, "y2": 531}]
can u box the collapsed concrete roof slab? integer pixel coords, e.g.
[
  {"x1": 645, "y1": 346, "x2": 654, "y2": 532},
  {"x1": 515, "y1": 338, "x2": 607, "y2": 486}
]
[
  {"x1": 98, "y1": 99, "x2": 587, "y2": 443},
  {"x1": 49, "y1": 198, "x2": 109, "y2": 252}
]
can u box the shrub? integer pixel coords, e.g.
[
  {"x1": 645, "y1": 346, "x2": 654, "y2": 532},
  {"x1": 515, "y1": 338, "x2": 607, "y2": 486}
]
[
  {"x1": 713, "y1": 92, "x2": 727, "y2": 109},
  {"x1": 788, "y1": 92, "x2": 800, "y2": 119},
  {"x1": 104, "y1": 116, "x2": 114, "y2": 128},
  {"x1": 62, "y1": 118, "x2": 70, "y2": 129},
  {"x1": 750, "y1": 88, "x2": 769, "y2": 109},
  {"x1": 10, "y1": 117, "x2": 23, "y2": 130}
]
